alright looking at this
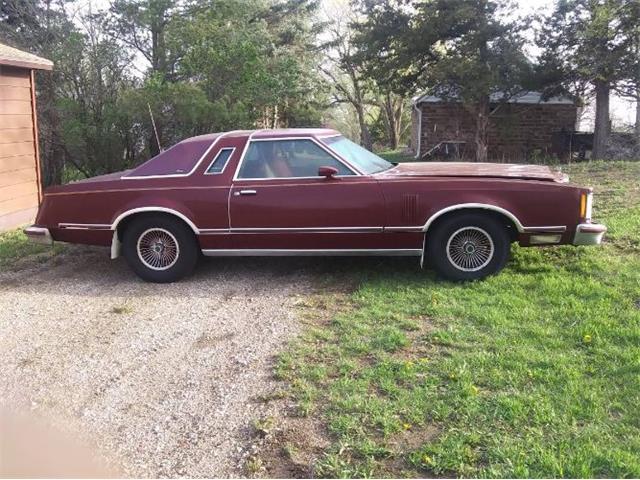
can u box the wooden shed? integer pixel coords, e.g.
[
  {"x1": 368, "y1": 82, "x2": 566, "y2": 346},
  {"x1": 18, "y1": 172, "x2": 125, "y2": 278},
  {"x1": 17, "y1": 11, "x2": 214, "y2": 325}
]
[{"x1": 0, "y1": 43, "x2": 52, "y2": 232}]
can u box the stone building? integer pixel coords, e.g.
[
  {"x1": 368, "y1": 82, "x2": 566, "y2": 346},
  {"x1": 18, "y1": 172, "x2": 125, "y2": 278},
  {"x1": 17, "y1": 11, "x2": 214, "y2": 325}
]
[{"x1": 411, "y1": 92, "x2": 577, "y2": 161}]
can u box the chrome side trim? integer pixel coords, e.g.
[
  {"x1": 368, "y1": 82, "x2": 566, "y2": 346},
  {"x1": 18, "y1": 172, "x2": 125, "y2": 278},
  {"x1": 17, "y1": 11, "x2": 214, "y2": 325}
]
[
  {"x1": 389, "y1": 223, "x2": 567, "y2": 235},
  {"x1": 110, "y1": 207, "x2": 199, "y2": 234},
  {"x1": 198, "y1": 226, "x2": 384, "y2": 235},
  {"x1": 423, "y1": 203, "x2": 526, "y2": 233},
  {"x1": 231, "y1": 129, "x2": 262, "y2": 182},
  {"x1": 385, "y1": 226, "x2": 423, "y2": 233},
  {"x1": 232, "y1": 136, "x2": 362, "y2": 181},
  {"x1": 200, "y1": 227, "x2": 386, "y2": 235},
  {"x1": 58, "y1": 222, "x2": 111, "y2": 230},
  {"x1": 523, "y1": 226, "x2": 567, "y2": 233},
  {"x1": 199, "y1": 228, "x2": 230, "y2": 235},
  {"x1": 122, "y1": 130, "x2": 238, "y2": 180},
  {"x1": 202, "y1": 248, "x2": 422, "y2": 257},
  {"x1": 230, "y1": 226, "x2": 383, "y2": 234}
]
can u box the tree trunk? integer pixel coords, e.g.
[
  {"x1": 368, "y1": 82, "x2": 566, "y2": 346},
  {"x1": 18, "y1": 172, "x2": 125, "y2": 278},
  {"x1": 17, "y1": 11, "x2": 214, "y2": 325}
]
[
  {"x1": 474, "y1": 98, "x2": 490, "y2": 162},
  {"x1": 38, "y1": 77, "x2": 64, "y2": 186},
  {"x1": 379, "y1": 93, "x2": 405, "y2": 150},
  {"x1": 592, "y1": 80, "x2": 610, "y2": 160},
  {"x1": 356, "y1": 105, "x2": 372, "y2": 150},
  {"x1": 635, "y1": 92, "x2": 640, "y2": 147},
  {"x1": 635, "y1": 34, "x2": 640, "y2": 149},
  {"x1": 381, "y1": 94, "x2": 398, "y2": 150},
  {"x1": 393, "y1": 101, "x2": 403, "y2": 150}
]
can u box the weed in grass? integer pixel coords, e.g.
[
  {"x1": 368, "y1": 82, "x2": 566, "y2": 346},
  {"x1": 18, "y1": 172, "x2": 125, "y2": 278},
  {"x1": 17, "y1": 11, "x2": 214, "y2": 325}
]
[
  {"x1": 283, "y1": 443, "x2": 298, "y2": 460},
  {"x1": 110, "y1": 305, "x2": 133, "y2": 315},
  {"x1": 253, "y1": 416, "x2": 276, "y2": 436},
  {"x1": 245, "y1": 455, "x2": 265, "y2": 475}
]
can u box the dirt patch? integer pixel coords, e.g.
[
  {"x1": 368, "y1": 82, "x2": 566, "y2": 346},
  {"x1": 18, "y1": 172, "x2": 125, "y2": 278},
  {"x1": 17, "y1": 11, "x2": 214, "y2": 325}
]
[
  {"x1": 246, "y1": 414, "x2": 331, "y2": 478},
  {"x1": 245, "y1": 277, "x2": 442, "y2": 479}
]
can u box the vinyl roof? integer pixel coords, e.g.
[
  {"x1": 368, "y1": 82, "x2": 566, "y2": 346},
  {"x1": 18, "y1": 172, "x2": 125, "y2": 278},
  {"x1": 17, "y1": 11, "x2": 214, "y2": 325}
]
[
  {"x1": 0, "y1": 43, "x2": 53, "y2": 70},
  {"x1": 414, "y1": 91, "x2": 574, "y2": 105}
]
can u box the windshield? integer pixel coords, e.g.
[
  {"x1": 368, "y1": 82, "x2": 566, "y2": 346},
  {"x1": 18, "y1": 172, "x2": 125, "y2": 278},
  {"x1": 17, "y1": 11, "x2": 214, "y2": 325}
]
[{"x1": 322, "y1": 136, "x2": 393, "y2": 175}]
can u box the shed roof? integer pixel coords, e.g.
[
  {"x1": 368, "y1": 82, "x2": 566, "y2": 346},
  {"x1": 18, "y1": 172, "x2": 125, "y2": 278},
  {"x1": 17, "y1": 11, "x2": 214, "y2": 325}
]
[
  {"x1": 0, "y1": 42, "x2": 53, "y2": 70},
  {"x1": 414, "y1": 91, "x2": 573, "y2": 105}
]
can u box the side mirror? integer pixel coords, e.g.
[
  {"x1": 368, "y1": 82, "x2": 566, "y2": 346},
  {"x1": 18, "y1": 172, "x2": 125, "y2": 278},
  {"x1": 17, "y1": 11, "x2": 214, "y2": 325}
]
[{"x1": 318, "y1": 166, "x2": 339, "y2": 178}]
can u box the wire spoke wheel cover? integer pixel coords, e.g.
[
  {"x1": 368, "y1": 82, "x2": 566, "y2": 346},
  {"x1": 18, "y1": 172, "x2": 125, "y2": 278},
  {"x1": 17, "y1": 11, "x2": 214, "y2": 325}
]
[
  {"x1": 136, "y1": 228, "x2": 180, "y2": 271},
  {"x1": 446, "y1": 226, "x2": 495, "y2": 272}
]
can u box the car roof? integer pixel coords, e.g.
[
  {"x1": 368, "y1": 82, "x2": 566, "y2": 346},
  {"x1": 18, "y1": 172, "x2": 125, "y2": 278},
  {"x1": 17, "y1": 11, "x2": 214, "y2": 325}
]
[
  {"x1": 124, "y1": 128, "x2": 342, "y2": 178},
  {"x1": 251, "y1": 128, "x2": 340, "y2": 139},
  {"x1": 182, "y1": 128, "x2": 340, "y2": 143}
]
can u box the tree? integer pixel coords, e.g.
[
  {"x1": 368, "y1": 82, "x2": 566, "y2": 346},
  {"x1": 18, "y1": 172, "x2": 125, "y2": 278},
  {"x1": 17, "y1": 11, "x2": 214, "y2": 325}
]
[
  {"x1": 354, "y1": 0, "x2": 532, "y2": 161},
  {"x1": 108, "y1": 0, "x2": 183, "y2": 79},
  {"x1": 0, "y1": 0, "x2": 329, "y2": 185},
  {"x1": 616, "y1": 9, "x2": 640, "y2": 148},
  {"x1": 320, "y1": 8, "x2": 375, "y2": 149},
  {"x1": 538, "y1": 0, "x2": 639, "y2": 159},
  {"x1": 0, "y1": 0, "x2": 79, "y2": 184},
  {"x1": 177, "y1": 0, "x2": 325, "y2": 131},
  {"x1": 377, "y1": 91, "x2": 409, "y2": 150}
]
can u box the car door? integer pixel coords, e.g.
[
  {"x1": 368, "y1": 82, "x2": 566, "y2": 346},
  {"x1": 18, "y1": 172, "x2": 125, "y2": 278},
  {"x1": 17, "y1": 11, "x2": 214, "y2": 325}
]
[{"x1": 228, "y1": 137, "x2": 393, "y2": 251}]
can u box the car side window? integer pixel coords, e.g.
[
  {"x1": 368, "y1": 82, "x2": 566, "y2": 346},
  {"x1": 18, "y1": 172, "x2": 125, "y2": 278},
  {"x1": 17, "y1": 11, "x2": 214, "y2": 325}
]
[
  {"x1": 205, "y1": 147, "x2": 234, "y2": 174},
  {"x1": 237, "y1": 139, "x2": 355, "y2": 179}
]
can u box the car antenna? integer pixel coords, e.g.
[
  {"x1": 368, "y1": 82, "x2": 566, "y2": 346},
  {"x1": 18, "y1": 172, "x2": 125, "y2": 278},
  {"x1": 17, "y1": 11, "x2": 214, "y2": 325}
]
[{"x1": 148, "y1": 103, "x2": 163, "y2": 152}]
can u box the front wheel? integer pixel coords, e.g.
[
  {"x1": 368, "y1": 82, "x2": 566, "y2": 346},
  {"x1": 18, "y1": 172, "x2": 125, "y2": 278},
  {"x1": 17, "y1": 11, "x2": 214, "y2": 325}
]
[
  {"x1": 426, "y1": 214, "x2": 510, "y2": 281},
  {"x1": 122, "y1": 215, "x2": 199, "y2": 283}
]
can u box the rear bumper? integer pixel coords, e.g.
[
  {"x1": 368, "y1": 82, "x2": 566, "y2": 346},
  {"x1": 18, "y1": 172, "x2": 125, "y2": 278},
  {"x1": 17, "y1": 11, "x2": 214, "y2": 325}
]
[
  {"x1": 573, "y1": 223, "x2": 606, "y2": 246},
  {"x1": 24, "y1": 226, "x2": 53, "y2": 246}
]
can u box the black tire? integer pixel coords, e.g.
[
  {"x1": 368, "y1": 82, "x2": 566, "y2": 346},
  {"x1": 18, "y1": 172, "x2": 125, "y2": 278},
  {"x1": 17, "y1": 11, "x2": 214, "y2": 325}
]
[
  {"x1": 122, "y1": 215, "x2": 199, "y2": 283},
  {"x1": 426, "y1": 213, "x2": 510, "y2": 281}
]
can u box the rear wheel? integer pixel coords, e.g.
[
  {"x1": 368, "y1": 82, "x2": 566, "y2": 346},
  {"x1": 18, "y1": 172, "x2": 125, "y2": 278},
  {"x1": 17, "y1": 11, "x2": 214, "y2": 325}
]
[
  {"x1": 426, "y1": 213, "x2": 510, "y2": 281},
  {"x1": 122, "y1": 215, "x2": 199, "y2": 283}
]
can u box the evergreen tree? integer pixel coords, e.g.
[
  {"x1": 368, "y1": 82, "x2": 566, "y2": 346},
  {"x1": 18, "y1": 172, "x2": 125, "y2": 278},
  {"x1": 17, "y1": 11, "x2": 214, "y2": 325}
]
[
  {"x1": 354, "y1": 0, "x2": 532, "y2": 162},
  {"x1": 538, "y1": 0, "x2": 639, "y2": 158}
]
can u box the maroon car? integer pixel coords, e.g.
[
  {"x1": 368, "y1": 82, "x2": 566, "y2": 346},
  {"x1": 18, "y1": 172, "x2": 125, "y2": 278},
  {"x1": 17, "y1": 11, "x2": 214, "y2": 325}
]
[{"x1": 25, "y1": 128, "x2": 606, "y2": 282}]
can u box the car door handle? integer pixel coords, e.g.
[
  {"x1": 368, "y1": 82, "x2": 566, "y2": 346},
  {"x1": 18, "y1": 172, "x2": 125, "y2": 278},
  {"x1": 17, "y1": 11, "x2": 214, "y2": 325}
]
[{"x1": 235, "y1": 189, "x2": 257, "y2": 196}]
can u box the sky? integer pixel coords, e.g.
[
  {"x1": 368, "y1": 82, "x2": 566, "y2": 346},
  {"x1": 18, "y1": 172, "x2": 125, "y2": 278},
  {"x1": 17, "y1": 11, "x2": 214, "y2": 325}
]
[{"x1": 70, "y1": 0, "x2": 636, "y2": 129}]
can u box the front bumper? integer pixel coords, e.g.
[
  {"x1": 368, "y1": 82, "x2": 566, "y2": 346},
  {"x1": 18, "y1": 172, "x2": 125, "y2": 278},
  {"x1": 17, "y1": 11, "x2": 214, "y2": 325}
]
[
  {"x1": 573, "y1": 223, "x2": 607, "y2": 246},
  {"x1": 24, "y1": 226, "x2": 53, "y2": 246}
]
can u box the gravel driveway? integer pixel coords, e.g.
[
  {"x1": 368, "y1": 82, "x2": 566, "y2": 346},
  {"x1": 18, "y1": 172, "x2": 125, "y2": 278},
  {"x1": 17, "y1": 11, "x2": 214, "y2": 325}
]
[{"x1": 0, "y1": 247, "x2": 323, "y2": 477}]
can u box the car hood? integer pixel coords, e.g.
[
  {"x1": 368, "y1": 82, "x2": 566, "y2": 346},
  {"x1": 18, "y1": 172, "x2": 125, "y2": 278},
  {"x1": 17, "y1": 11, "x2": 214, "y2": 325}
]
[{"x1": 377, "y1": 162, "x2": 568, "y2": 183}]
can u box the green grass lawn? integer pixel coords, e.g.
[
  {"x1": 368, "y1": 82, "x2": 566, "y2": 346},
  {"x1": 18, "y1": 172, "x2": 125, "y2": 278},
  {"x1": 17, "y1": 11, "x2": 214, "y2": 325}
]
[
  {"x1": 377, "y1": 150, "x2": 418, "y2": 163},
  {"x1": 275, "y1": 161, "x2": 640, "y2": 478},
  {"x1": 0, "y1": 228, "x2": 64, "y2": 269}
]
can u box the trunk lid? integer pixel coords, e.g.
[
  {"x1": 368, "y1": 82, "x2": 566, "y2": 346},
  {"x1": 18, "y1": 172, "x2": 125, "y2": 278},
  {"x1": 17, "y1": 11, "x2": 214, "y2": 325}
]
[{"x1": 378, "y1": 162, "x2": 568, "y2": 183}]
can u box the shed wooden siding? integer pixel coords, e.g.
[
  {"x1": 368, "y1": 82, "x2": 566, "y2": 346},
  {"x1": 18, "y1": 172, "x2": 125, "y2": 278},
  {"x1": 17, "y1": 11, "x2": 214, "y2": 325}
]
[{"x1": 0, "y1": 65, "x2": 40, "y2": 231}]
